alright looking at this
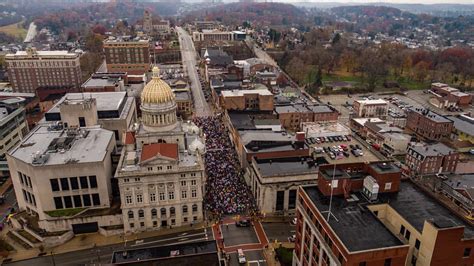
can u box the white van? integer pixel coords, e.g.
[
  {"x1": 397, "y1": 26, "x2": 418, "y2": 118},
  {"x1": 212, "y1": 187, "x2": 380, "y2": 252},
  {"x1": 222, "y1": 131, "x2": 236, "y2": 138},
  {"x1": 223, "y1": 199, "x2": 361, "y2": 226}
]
[{"x1": 237, "y1": 248, "x2": 246, "y2": 264}]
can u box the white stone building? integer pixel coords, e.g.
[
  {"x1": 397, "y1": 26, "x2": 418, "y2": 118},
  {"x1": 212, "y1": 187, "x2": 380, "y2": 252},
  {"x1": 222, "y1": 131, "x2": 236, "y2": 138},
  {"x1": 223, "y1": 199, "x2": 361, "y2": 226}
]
[
  {"x1": 116, "y1": 67, "x2": 206, "y2": 233},
  {"x1": 7, "y1": 125, "x2": 121, "y2": 233}
]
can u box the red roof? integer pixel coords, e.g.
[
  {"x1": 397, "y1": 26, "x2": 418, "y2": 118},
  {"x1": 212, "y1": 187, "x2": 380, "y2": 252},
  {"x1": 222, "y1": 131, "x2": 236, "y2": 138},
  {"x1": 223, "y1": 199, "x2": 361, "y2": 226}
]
[
  {"x1": 124, "y1": 131, "x2": 135, "y2": 145},
  {"x1": 141, "y1": 143, "x2": 178, "y2": 162}
]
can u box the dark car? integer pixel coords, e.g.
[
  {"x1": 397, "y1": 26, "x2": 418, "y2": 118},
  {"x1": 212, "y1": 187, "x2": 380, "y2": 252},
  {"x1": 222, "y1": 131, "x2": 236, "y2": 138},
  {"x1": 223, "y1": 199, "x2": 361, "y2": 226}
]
[{"x1": 235, "y1": 219, "x2": 251, "y2": 227}]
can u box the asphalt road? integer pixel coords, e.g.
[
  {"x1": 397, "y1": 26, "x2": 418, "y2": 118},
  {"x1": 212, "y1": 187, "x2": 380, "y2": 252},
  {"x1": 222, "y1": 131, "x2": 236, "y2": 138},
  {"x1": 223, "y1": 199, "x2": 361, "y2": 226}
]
[
  {"x1": 6, "y1": 227, "x2": 212, "y2": 266},
  {"x1": 228, "y1": 250, "x2": 267, "y2": 266},
  {"x1": 176, "y1": 27, "x2": 212, "y2": 117}
]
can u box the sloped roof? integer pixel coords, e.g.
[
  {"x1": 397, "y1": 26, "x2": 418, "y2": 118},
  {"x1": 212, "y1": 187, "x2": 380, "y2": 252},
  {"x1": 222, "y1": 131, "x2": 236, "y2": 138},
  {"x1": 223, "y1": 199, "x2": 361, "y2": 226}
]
[
  {"x1": 141, "y1": 143, "x2": 178, "y2": 162},
  {"x1": 124, "y1": 131, "x2": 136, "y2": 145}
]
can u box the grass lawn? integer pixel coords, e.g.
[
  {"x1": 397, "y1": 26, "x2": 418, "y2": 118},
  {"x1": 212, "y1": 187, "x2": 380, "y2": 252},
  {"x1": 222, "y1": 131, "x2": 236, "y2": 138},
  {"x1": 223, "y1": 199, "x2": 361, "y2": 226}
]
[
  {"x1": 0, "y1": 20, "x2": 27, "y2": 39},
  {"x1": 45, "y1": 208, "x2": 85, "y2": 217}
]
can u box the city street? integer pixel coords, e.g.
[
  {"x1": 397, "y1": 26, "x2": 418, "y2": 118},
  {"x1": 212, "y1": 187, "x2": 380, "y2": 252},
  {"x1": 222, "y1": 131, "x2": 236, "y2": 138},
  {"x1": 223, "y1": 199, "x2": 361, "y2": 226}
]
[
  {"x1": 176, "y1": 27, "x2": 212, "y2": 117},
  {"x1": 5, "y1": 227, "x2": 212, "y2": 266}
]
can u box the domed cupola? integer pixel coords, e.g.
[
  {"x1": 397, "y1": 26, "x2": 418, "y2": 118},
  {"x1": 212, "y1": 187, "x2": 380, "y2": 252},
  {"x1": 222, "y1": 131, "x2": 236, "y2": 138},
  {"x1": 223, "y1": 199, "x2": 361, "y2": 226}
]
[{"x1": 140, "y1": 66, "x2": 178, "y2": 132}]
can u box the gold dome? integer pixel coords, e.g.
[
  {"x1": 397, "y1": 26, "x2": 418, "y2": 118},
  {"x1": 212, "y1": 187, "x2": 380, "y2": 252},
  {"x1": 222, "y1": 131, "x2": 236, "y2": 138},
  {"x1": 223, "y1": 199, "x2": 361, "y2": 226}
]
[{"x1": 141, "y1": 66, "x2": 175, "y2": 104}]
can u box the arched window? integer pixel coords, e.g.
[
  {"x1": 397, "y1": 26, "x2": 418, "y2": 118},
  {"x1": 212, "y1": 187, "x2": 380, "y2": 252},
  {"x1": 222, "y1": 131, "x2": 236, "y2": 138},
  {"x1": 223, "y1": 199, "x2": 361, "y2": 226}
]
[
  {"x1": 182, "y1": 205, "x2": 188, "y2": 213},
  {"x1": 192, "y1": 204, "x2": 198, "y2": 213},
  {"x1": 160, "y1": 207, "x2": 166, "y2": 216},
  {"x1": 128, "y1": 210, "x2": 134, "y2": 219},
  {"x1": 138, "y1": 209, "x2": 144, "y2": 218},
  {"x1": 170, "y1": 207, "x2": 176, "y2": 216},
  {"x1": 151, "y1": 208, "x2": 157, "y2": 218}
]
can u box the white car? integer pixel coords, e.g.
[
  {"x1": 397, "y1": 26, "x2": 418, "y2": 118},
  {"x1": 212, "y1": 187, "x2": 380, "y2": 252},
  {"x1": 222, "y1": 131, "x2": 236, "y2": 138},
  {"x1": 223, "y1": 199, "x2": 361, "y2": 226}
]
[
  {"x1": 237, "y1": 249, "x2": 246, "y2": 264},
  {"x1": 288, "y1": 235, "x2": 296, "y2": 242},
  {"x1": 291, "y1": 217, "x2": 297, "y2": 225}
]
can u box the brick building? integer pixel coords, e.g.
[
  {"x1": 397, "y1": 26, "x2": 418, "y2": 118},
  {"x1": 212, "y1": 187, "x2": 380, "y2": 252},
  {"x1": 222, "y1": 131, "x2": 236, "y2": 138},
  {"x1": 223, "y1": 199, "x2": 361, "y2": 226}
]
[
  {"x1": 5, "y1": 48, "x2": 82, "y2": 93},
  {"x1": 431, "y1": 83, "x2": 472, "y2": 107},
  {"x1": 406, "y1": 108, "x2": 453, "y2": 141},
  {"x1": 405, "y1": 143, "x2": 459, "y2": 175},
  {"x1": 103, "y1": 37, "x2": 150, "y2": 75},
  {"x1": 220, "y1": 89, "x2": 274, "y2": 111},
  {"x1": 295, "y1": 168, "x2": 474, "y2": 265}
]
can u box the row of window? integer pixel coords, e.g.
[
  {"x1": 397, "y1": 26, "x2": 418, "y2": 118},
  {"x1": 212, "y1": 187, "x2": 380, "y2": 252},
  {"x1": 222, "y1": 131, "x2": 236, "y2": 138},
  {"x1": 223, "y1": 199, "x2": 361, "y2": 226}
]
[
  {"x1": 128, "y1": 204, "x2": 199, "y2": 220},
  {"x1": 22, "y1": 189, "x2": 36, "y2": 207},
  {"x1": 129, "y1": 216, "x2": 198, "y2": 229},
  {"x1": 53, "y1": 194, "x2": 100, "y2": 209},
  {"x1": 18, "y1": 171, "x2": 32, "y2": 188},
  {"x1": 275, "y1": 189, "x2": 297, "y2": 211},
  {"x1": 123, "y1": 176, "x2": 197, "y2": 184},
  {"x1": 125, "y1": 189, "x2": 198, "y2": 204},
  {"x1": 50, "y1": 176, "x2": 97, "y2": 192}
]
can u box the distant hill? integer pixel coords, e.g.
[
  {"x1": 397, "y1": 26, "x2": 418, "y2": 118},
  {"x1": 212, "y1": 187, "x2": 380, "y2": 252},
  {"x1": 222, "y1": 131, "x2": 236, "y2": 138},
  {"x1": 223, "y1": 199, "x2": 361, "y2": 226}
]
[
  {"x1": 293, "y1": 2, "x2": 474, "y2": 17},
  {"x1": 183, "y1": 2, "x2": 307, "y2": 27}
]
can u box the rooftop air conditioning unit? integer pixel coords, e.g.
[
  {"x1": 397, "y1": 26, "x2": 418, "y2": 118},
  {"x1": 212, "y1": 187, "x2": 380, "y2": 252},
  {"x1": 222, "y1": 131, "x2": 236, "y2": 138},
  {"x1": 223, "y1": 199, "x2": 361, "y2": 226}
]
[{"x1": 362, "y1": 176, "x2": 379, "y2": 201}]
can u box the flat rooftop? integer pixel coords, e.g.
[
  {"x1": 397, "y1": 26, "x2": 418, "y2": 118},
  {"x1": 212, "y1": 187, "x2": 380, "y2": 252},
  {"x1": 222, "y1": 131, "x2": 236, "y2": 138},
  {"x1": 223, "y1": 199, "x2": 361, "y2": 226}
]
[
  {"x1": 255, "y1": 157, "x2": 318, "y2": 177},
  {"x1": 409, "y1": 143, "x2": 454, "y2": 157},
  {"x1": 82, "y1": 77, "x2": 121, "y2": 88},
  {"x1": 447, "y1": 115, "x2": 474, "y2": 136},
  {"x1": 351, "y1": 118, "x2": 385, "y2": 127},
  {"x1": 111, "y1": 240, "x2": 218, "y2": 264},
  {"x1": 221, "y1": 89, "x2": 272, "y2": 97},
  {"x1": 239, "y1": 130, "x2": 296, "y2": 146},
  {"x1": 9, "y1": 126, "x2": 114, "y2": 166},
  {"x1": 383, "y1": 181, "x2": 474, "y2": 239},
  {"x1": 6, "y1": 50, "x2": 79, "y2": 59},
  {"x1": 48, "y1": 92, "x2": 127, "y2": 113},
  {"x1": 303, "y1": 186, "x2": 405, "y2": 252},
  {"x1": 409, "y1": 108, "x2": 451, "y2": 123},
  {"x1": 355, "y1": 99, "x2": 387, "y2": 105}
]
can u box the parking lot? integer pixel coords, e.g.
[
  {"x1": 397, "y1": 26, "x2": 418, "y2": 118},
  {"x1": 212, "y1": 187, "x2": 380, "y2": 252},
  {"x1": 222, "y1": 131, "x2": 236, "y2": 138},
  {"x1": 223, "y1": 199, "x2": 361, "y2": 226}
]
[
  {"x1": 221, "y1": 223, "x2": 260, "y2": 246},
  {"x1": 320, "y1": 91, "x2": 473, "y2": 126},
  {"x1": 307, "y1": 135, "x2": 381, "y2": 164}
]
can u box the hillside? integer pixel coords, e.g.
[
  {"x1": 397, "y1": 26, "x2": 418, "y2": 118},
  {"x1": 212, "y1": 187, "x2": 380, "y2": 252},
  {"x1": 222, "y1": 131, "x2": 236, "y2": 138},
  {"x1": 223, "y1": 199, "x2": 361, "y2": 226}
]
[{"x1": 183, "y1": 3, "x2": 307, "y2": 27}]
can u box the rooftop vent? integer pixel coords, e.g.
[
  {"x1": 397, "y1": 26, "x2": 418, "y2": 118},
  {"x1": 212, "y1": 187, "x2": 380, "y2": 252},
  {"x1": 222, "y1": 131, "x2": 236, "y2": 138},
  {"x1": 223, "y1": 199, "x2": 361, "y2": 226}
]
[{"x1": 32, "y1": 152, "x2": 50, "y2": 165}]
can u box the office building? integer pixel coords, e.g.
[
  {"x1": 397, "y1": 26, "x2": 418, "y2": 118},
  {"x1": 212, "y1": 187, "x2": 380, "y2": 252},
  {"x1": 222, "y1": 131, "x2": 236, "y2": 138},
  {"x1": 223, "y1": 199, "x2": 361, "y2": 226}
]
[
  {"x1": 353, "y1": 99, "x2": 388, "y2": 118},
  {"x1": 7, "y1": 126, "x2": 120, "y2": 233},
  {"x1": 44, "y1": 92, "x2": 137, "y2": 145},
  {"x1": 104, "y1": 37, "x2": 150, "y2": 75},
  {"x1": 0, "y1": 105, "x2": 28, "y2": 177},
  {"x1": 5, "y1": 48, "x2": 82, "y2": 93},
  {"x1": 220, "y1": 89, "x2": 274, "y2": 111},
  {"x1": 295, "y1": 162, "x2": 474, "y2": 266}
]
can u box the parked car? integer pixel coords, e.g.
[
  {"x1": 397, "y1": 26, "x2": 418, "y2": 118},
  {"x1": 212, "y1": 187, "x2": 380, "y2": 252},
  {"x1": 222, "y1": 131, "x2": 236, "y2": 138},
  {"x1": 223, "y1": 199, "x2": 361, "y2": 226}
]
[
  {"x1": 238, "y1": 249, "x2": 247, "y2": 264},
  {"x1": 235, "y1": 219, "x2": 251, "y2": 227}
]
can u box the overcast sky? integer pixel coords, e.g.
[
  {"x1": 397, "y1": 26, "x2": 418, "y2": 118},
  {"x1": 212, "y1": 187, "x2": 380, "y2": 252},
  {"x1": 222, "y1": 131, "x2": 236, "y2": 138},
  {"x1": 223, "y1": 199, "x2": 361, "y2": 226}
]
[{"x1": 292, "y1": 0, "x2": 474, "y2": 4}]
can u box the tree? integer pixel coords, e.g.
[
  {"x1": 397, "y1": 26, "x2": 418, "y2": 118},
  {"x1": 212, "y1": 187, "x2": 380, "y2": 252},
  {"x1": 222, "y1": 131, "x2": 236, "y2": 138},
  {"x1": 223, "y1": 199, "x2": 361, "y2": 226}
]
[
  {"x1": 359, "y1": 49, "x2": 388, "y2": 90},
  {"x1": 268, "y1": 28, "x2": 281, "y2": 43},
  {"x1": 332, "y1": 33, "x2": 341, "y2": 45},
  {"x1": 84, "y1": 33, "x2": 103, "y2": 53},
  {"x1": 92, "y1": 24, "x2": 107, "y2": 35}
]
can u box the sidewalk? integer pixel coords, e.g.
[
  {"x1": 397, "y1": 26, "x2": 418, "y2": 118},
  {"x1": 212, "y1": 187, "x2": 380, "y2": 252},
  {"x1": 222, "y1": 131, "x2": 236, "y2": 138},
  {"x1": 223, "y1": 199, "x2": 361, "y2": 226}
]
[{"x1": 6, "y1": 222, "x2": 206, "y2": 262}]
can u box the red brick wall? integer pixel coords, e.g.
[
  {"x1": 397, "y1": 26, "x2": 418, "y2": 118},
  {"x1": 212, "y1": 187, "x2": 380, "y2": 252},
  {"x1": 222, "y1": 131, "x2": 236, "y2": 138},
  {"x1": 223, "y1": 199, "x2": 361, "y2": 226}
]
[
  {"x1": 431, "y1": 227, "x2": 474, "y2": 266},
  {"x1": 297, "y1": 188, "x2": 409, "y2": 265}
]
